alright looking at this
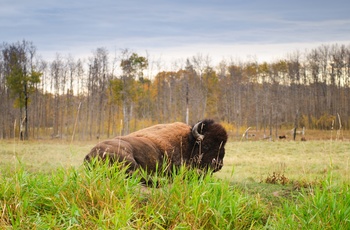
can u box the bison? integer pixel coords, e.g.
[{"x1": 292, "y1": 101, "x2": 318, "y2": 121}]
[{"x1": 84, "y1": 119, "x2": 228, "y2": 177}]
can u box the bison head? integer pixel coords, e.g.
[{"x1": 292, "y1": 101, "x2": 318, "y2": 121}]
[{"x1": 188, "y1": 119, "x2": 228, "y2": 173}]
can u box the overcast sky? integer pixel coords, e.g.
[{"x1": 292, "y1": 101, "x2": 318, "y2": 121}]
[{"x1": 2, "y1": 0, "x2": 350, "y2": 66}]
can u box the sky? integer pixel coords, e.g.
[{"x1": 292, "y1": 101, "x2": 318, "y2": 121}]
[{"x1": 2, "y1": 0, "x2": 350, "y2": 68}]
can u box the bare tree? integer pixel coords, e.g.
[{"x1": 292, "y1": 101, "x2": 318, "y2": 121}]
[{"x1": 50, "y1": 54, "x2": 64, "y2": 138}]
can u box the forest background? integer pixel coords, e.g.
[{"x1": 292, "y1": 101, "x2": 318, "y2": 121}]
[{"x1": 1, "y1": 40, "x2": 349, "y2": 140}]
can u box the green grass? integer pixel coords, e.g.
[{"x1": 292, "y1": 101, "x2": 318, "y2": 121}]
[
  {"x1": 270, "y1": 179, "x2": 350, "y2": 229},
  {"x1": 1, "y1": 140, "x2": 350, "y2": 229},
  {"x1": 0, "y1": 163, "x2": 268, "y2": 229}
]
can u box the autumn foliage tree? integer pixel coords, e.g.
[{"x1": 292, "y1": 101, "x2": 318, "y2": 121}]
[
  {"x1": 119, "y1": 50, "x2": 148, "y2": 134},
  {"x1": 2, "y1": 40, "x2": 41, "y2": 140}
]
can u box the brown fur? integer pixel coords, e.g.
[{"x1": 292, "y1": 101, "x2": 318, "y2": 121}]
[{"x1": 84, "y1": 119, "x2": 228, "y2": 175}]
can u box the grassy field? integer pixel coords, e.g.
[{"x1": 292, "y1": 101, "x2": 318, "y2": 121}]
[
  {"x1": 1, "y1": 139, "x2": 349, "y2": 182},
  {"x1": 1, "y1": 139, "x2": 350, "y2": 229}
]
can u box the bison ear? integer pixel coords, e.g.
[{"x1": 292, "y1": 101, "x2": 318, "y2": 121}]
[{"x1": 192, "y1": 121, "x2": 204, "y2": 141}]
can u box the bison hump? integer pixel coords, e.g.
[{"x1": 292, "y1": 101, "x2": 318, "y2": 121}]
[{"x1": 126, "y1": 122, "x2": 190, "y2": 152}]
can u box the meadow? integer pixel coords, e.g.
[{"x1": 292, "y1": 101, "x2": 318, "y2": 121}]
[{"x1": 1, "y1": 138, "x2": 350, "y2": 229}]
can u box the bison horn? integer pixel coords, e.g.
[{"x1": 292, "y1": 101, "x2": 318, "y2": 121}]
[{"x1": 192, "y1": 121, "x2": 204, "y2": 141}]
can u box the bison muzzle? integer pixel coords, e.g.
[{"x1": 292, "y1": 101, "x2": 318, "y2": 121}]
[{"x1": 84, "y1": 119, "x2": 228, "y2": 176}]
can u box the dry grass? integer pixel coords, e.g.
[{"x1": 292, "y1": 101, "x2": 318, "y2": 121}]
[
  {"x1": 0, "y1": 140, "x2": 92, "y2": 173},
  {"x1": 217, "y1": 140, "x2": 350, "y2": 184},
  {"x1": 1, "y1": 138, "x2": 349, "y2": 185},
  {"x1": 228, "y1": 128, "x2": 350, "y2": 141}
]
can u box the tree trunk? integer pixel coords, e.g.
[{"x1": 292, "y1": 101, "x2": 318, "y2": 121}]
[
  {"x1": 293, "y1": 110, "x2": 299, "y2": 141},
  {"x1": 24, "y1": 83, "x2": 29, "y2": 140}
]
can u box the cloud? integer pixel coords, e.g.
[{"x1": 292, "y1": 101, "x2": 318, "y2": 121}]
[{"x1": 2, "y1": 0, "x2": 350, "y2": 66}]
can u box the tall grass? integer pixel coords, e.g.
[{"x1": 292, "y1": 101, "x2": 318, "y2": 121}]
[
  {"x1": 2, "y1": 163, "x2": 349, "y2": 229},
  {"x1": 269, "y1": 175, "x2": 350, "y2": 229},
  {"x1": 0, "y1": 162, "x2": 268, "y2": 229}
]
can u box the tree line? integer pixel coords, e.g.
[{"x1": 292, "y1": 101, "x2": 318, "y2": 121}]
[{"x1": 1, "y1": 40, "x2": 349, "y2": 140}]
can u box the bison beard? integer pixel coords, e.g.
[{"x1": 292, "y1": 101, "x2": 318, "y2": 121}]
[{"x1": 84, "y1": 119, "x2": 228, "y2": 178}]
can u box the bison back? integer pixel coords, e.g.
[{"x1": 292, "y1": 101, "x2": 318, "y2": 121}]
[{"x1": 126, "y1": 122, "x2": 191, "y2": 156}]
